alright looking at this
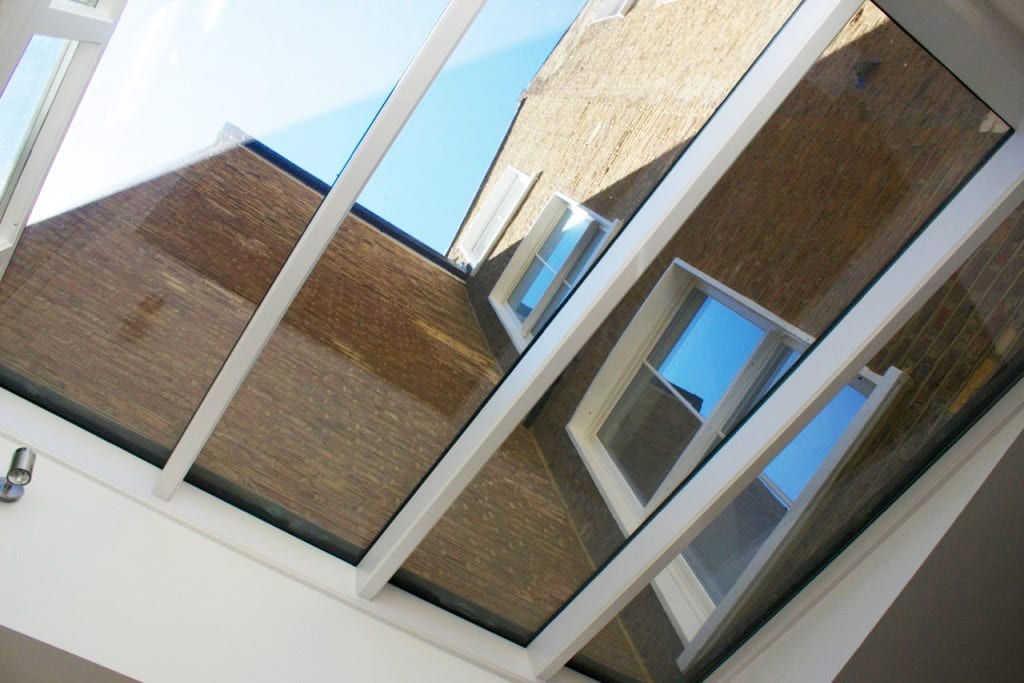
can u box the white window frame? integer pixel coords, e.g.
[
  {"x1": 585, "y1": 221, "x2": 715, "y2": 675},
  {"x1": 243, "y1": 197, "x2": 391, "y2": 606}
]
[
  {"x1": 0, "y1": 37, "x2": 76, "y2": 224},
  {"x1": 566, "y1": 259, "x2": 906, "y2": 643},
  {"x1": 592, "y1": 0, "x2": 637, "y2": 24},
  {"x1": 454, "y1": 164, "x2": 536, "y2": 270},
  {"x1": 0, "y1": 0, "x2": 125, "y2": 279},
  {"x1": 489, "y1": 192, "x2": 621, "y2": 351}
]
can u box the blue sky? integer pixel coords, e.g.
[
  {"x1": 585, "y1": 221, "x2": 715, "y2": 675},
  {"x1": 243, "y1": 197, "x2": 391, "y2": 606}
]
[
  {"x1": 0, "y1": 35, "x2": 67, "y2": 198},
  {"x1": 764, "y1": 384, "x2": 865, "y2": 501},
  {"x1": 28, "y1": 0, "x2": 587, "y2": 253}
]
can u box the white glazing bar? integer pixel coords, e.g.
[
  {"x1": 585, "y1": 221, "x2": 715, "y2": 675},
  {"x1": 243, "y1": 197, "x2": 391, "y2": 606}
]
[
  {"x1": 355, "y1": 0, "x2": 865, "y2": 599},
  {"x1": 0, "y1": 43, "x2": 104, "y2": 275},
  {"x1": 0, "y1": 0, "x2": 127, "y2": 279},
  {"x1": 0, "y1": 1, "x2": 34, "y2": 92},
  {"x1": 33, "y1": 3, "x2": 118, "y2": 44},
  {"x1": 527, "y1": 133, "x2": 1024, "y2": 679},
  {"x1": 1, "y1": 0, "x2": 117, "y2": 86},
  {"x1": 152, "y1": 0, "x2": 487, "y2": 500}
]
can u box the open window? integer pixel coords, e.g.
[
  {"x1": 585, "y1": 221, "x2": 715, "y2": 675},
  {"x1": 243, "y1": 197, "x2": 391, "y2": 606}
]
[
  {"x1": 567, "y1": 260, "x2": 905, "y2": 641},
  {"x1": 0, "y1": 35, "x2": 76, "y2": 252},
  {"x1": 489, "y1": 193, "x2": 620, "y2": 351},
  {"x1": 453, "y1": 165, "x2": 535, "y2": 270}
]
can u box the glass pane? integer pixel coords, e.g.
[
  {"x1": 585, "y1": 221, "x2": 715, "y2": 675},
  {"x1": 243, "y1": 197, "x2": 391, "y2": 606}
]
[
  {"x1": 0, "y1": 35, "x2": 69, "y2": 199},
  {"x1": 763, "y1": 383, "x2": 865, "y2": 501},
  {"x1": 193, "y1": 0, "x2": 591, "y2": 558},
  {"x1": 598, "y1": 364, "x2": 703, "y2": 503},
  {"x1": 725, "y1": 345, "x2": 801, "y2": 433},
  {"x1": 566, "y1": 229, "x2": 605, "y2": 286},
  {"x1": 654, "y1": 296, "x2": 765, "y2": 417},
  {"x1": 538, "y1": 204, "x2": 593, "y2": 269},
  {"x1": 0, "y1": 2, "x2": 446, "y2": 461},
  {"x1": 764, "y1": 349, "x2": 800, "y2": 399},
  {"x1": 532, "y1": 229, "x2": 605, "y2": 329},
  {"x1": 684, "y1": 384, "x2": 866, "y2": 602},
  {"x1": 680, "y1": 197, "x2": 1024, "y2": 682},
  {"x1": 400, "y1": 1, "x2": 1005, "y2": 664},
  {"x1": 576, "y1": 377, "x2": 878, "y2": 680},
  {"x1": 509, "y1": 258, "x2": 556, "y2": 321}
]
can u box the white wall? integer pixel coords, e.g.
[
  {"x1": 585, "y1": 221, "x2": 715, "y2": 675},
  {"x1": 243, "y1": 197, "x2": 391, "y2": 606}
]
[{"x1": 0, "y1": 433, "x2": 509, "y2": 683}]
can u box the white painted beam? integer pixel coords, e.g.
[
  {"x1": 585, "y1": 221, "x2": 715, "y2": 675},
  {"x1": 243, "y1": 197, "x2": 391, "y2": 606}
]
[
  {"x1": 153, "y1": 0, "x2": 487, "y2": 500},
  {"x1": 33, "y1": 4, "x2": 117, "y2": 44}
]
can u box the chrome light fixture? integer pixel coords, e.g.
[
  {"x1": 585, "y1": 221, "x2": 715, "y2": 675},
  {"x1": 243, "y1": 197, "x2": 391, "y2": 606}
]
[{"x1": 0, "y1": 447, "x2": 36, "y2": 502}]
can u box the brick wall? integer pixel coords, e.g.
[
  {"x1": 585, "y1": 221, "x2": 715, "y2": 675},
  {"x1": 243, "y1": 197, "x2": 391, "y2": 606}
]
[
  {"x1": 0, "y1": 137, "x2": 652, "y2": 676},
  {"x1": 0, "y1": 140, "x2": 501, "y2": 547},
  {"x1": 196, "y1": 146, "x2": 502, "y2": 547},
  {"x1": 451, "y1": 0, "x2": 802, "y2": 368},
  {"x1": 0, "y1": 143, "x2": 318, "y2": 450},
  {"x1": 462, "y1": 3, "x2": 1009, "y2": 679}
]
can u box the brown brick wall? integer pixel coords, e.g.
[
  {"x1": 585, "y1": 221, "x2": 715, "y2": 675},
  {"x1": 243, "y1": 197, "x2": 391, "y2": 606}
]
[
  {"x1": 473, "y1": 4, "x2": 1005, "y2": 679},
  {"x1": 197, "y1": 152, "x2": 502, "y2": 545},
  {"x1": 0, "y1": 1, "x2": 1015, "y2": 680},
  {"x1": 451, "y1": 0, "x2": 802, "y2": 368}
]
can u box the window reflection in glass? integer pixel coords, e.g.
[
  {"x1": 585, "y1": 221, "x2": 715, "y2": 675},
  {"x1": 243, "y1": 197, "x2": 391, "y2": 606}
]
[
  {"x1": 654, "y1": 294, "x2": 765, "y2": 418},
  {"x1": 684, "y1": 384, "x2": 867, "y2": 602}
]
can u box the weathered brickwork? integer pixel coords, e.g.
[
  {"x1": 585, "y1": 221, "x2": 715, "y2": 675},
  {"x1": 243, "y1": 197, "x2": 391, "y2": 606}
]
[
  {"x1": 0, "y1": 1, "x2": 1016, "y2": 681},
  {"x1": 0, "y1": 143, "x2": 316, "y2": 448},
  {"x1": 0, "y1": 141, "x2": 640, "y2": 676},
  {"x1": 450, "y1": 0, "x2": 802, "y2": 368}
]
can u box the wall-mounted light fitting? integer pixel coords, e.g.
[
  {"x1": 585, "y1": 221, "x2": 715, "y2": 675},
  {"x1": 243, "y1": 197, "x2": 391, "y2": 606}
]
[{"x1": 0, "y1": 447, "x2": 36, "y2": 503}]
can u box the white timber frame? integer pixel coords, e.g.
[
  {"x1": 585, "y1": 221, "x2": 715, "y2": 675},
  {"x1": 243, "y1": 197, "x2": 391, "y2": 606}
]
[
  {"x1": 151, "y1": 0, "x2": 489, "y2": 498},
  {"x1": 1, "y1": 0, "x2": 1022, "y2": 681},
  {"x1": 0, "y1": 0, "x2": 125, "y2": 277},
  {"x1": 454, "y1": 164, "x2": 537, "y2": 270},
  {"x1": 568, "y1": 259, "x2": 814, "y2": 522},
  {"x1": 591, "y1": 0, "x2": 638, "y2": 24},
  {"x1": 489, "y1": 192, "x2": 621, "y2": 351}
]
